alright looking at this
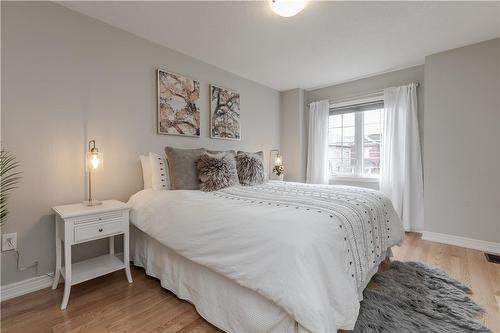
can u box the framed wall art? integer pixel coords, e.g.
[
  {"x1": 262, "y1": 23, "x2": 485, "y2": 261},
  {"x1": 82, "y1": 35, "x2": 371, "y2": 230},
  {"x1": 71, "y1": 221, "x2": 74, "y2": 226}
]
[
  {"x1": 157, "y1": 69, "x2": 200, "y2": 137},
  {"x1": 209, "y1": 84, "x2": 241, "y2": 140}
]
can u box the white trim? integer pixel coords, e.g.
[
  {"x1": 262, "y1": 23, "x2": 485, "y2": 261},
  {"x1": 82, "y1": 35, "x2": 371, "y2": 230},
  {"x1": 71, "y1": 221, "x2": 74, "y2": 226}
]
[
  {"x1": 329, "y1": 176, "x2": 380, "y2": 183},
  {"x1": 422, "y1": 231, "x2": 500, "y2": 254},
  {"x1": 354, "y1": 112, "x2": 363, "y2": 176},
  {"x1": 1, "y1": 274, "x2": 54, "y2": 302}
]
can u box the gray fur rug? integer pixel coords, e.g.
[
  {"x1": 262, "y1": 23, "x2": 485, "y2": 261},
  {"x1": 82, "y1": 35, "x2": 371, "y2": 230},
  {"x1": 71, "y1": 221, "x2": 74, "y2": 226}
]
[{"x1": 353, "y1": 261, "x2": 491, "y2": 333}]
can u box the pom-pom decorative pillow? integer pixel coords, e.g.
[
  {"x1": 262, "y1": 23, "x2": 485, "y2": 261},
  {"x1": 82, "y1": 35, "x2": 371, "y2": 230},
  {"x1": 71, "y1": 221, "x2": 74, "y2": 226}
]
[
  {"x1": 197, "y1": 153, "x2": 238, "y2": 192},
  {"x1": 235, "y1": 151, "x2": 265, "y2": 186}
]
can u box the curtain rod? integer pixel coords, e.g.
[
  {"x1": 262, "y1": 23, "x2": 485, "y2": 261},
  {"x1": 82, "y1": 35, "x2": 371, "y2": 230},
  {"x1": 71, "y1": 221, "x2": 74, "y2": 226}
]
[{"x1": 307, "y1": 82, "x2": 420, "y2": 106}]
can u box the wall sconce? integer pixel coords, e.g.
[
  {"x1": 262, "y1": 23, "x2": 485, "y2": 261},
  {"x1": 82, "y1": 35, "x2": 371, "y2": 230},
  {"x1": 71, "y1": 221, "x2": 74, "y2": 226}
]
[{"x1": 84, "y1": 140, "x2": 103, "y2": 206}]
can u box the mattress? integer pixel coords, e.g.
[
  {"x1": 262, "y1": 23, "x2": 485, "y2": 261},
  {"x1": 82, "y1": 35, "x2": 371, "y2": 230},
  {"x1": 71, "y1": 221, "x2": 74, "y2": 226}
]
[{"x1": 131, "y1": 226, "x2": 309, "y2": 333}]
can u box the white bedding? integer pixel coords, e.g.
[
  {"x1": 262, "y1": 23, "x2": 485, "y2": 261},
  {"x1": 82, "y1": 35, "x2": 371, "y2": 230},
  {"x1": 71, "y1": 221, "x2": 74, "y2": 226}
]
[
  {"x1": 131, "y1": 226, "x2": 304, "y2": 333},
  {"x1": 128, "y1": 181, "x2": 404, "y2": 333}
]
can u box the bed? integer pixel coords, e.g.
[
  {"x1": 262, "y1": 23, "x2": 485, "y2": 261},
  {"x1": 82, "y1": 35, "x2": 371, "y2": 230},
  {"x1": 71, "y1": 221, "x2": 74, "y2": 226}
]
[{"x1": 128, "y1": 181, "x2": 404, "y2": 333}]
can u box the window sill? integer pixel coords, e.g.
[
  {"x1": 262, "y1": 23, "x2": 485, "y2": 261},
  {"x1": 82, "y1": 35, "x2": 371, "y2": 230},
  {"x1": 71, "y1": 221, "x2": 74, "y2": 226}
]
[{"x1": 329, "y1": 176, "x2": 380, "y2": 183}]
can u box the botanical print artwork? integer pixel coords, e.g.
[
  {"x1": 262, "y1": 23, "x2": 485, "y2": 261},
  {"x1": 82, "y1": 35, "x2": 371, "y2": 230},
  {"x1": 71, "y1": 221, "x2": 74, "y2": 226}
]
[
  {"x1": 157, "y1": 69, "x2": 200, "y2": 136},
  {"x1": 210, "y1": 85, "x2": 241, "y2": 140}
]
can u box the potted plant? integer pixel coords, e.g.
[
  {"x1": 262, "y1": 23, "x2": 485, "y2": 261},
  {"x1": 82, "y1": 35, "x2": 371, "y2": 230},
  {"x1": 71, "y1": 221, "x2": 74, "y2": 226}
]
[
  {"x1": 272, "y1": 162, "x2": 285, "y2": 181},
  {"x1": 1, "y1": 148, "x2": 22, "y2": 226}
]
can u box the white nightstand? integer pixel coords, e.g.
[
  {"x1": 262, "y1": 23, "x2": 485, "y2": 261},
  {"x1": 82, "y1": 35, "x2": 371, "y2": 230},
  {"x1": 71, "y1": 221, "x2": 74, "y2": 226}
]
[{"x1": 51, "y1": 200, "x2": 132, "y2": 310}]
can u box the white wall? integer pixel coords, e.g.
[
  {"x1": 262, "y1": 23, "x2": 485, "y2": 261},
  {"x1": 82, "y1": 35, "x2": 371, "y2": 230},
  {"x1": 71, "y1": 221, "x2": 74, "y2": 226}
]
[
  {"x1": 424, "y1": 38, "x2": 500, "y2": 243},
  {"x1": 1, "y1": 2, "x2": 280, "y2": 285}
]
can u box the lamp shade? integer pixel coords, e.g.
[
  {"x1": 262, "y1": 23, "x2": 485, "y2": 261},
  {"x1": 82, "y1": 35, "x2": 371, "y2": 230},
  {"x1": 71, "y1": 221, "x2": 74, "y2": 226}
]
[
  {"x1": 270, "y1": 0, "x2": 307, "y2": 17},
  {"x1": 275, "y1": 154, "x2": 282, "y2": 165},
  {"x1": 86, "y1": 150, "x2": 103, "y2": 172},
  {"x1": 86, "y1": 140, "x2": 103, "y2": 172}
]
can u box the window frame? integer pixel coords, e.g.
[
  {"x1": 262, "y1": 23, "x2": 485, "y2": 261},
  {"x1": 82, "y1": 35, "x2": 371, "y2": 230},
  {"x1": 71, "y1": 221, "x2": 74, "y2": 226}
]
[{"x1": 328, "y1": 96, "x2": 384, "y2": 183}]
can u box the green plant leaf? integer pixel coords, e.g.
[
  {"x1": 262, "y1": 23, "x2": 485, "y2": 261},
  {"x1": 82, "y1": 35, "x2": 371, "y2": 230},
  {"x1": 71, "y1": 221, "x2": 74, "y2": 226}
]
[{"x1": 0, "y1": 149, "x2": 22, "y2": 225}]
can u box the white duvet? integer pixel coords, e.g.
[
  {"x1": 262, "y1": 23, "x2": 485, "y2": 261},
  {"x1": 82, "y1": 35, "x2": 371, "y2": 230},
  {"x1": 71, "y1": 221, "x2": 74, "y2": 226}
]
[{"x1": 128, "y1": 181, "x2": 404, "y2": 333}]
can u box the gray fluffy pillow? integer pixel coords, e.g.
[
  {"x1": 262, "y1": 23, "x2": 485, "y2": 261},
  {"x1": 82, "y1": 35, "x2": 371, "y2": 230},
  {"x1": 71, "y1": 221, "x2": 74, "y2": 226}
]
[
  {"x1": 206, "y1": 149, "x2": 236, "y2": 156},
  {"x1": 197, "y1": 153, "x2": 238, "y2": 192},
  {"x1": 235, "y1": 151, "x2": 265, "y2": 186},
  {"x1": 165, "y1": 147, "x2": 206, "y2": 190}
]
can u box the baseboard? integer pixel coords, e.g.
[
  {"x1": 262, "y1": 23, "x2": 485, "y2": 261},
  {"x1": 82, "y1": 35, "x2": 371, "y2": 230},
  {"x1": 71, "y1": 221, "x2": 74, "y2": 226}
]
[
  {"x1": 422, "y1": 231, "x2": 500, "y2": 254},
  {"x1": 1, "y1": 274, "x2": 54, "y2": 302}
]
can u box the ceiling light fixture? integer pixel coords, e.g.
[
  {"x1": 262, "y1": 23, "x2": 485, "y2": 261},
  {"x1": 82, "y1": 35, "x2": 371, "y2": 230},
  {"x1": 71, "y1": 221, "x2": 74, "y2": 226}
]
[{"x1": 270, "y1": 0, "x2": 307, "y2": 18}]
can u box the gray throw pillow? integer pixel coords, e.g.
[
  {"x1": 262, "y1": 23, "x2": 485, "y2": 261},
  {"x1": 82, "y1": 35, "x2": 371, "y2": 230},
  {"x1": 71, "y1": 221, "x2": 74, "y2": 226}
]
[
  {"x1": 235, "y1": 151, "x2": 265, "y2": 186},
  {"x1": 197, "y1": 153, "x2": 238, "y2": 192},
  {"x1": 206, "y1": 149, "x2": 236, "y2": 156},
  {"x1": 164, "y1": 147, "x2": 206, "y2": 190}
]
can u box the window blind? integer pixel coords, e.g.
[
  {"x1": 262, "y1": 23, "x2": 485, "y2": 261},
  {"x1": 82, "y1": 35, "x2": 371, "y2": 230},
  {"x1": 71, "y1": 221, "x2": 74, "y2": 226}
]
[{"x1": 330, "y1": 100, "x2": 384, "y2": 115}]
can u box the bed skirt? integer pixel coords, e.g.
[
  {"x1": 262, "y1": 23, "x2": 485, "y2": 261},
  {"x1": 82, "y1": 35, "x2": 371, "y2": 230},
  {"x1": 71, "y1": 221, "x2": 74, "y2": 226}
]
[{"x1": 130, "y1": 226, "x2": 312, "y2": 333}]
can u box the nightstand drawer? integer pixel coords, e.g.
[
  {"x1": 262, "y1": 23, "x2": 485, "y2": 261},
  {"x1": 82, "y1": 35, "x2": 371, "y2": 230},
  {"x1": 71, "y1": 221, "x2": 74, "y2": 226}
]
[
  {"x1": 73, "y1": 211, "x2": 124, "y2": 225},
  {"x1": 74, "y1": 220, "x2": 124, "y2": 243}
]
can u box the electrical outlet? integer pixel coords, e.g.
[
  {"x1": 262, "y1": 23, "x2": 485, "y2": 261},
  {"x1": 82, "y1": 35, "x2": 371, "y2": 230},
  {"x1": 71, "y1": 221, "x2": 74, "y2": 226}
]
[{"x1": 2, "y1": 233, "x2": 17, "y2": 251}]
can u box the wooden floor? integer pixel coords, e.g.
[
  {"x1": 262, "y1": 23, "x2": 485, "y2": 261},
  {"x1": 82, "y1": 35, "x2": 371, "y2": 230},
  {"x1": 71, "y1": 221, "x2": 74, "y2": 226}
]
[{"x1": 2, "y1": 233, "x2": 499, "y2": 333}]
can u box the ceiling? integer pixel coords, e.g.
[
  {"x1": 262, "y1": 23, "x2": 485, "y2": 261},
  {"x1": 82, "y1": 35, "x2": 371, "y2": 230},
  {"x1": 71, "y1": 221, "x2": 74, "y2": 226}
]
[{"x1": 60, "y1": 1, "x2": 500, "y2": 91}]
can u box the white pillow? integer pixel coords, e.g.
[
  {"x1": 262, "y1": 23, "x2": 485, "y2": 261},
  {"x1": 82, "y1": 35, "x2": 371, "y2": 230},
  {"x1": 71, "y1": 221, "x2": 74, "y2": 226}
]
[
  {"x1": 149, "y1": 152, "x2": 170, "y2": 190},
  {"x1": 139, "y1": 155, "x2": 152, "y2": 189}
]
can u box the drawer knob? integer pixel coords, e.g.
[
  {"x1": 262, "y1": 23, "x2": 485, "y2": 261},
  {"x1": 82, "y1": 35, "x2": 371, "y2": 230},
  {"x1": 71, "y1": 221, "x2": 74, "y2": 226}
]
[
  {"x1": 98, "y1": 217, "x2": 103, "y2": 220},
  {"x1": 98, "y1": 228, "x2": 103, "y2": 232}
]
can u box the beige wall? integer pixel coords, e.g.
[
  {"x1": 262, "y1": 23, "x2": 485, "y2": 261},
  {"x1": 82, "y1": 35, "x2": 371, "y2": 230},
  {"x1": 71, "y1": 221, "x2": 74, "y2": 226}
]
[
  {"x1": 1, "y1": 2, "x2": 280, "y2": 285},
  {"x1": 424, "y1": 38, "x2": 500, "y2": 243}
]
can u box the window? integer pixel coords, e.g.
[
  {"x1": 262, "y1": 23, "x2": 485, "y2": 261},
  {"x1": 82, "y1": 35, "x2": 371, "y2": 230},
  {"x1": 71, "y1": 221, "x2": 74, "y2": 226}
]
[{"x1": 328, "y1": 100, "x2": 384, "y2": 179}]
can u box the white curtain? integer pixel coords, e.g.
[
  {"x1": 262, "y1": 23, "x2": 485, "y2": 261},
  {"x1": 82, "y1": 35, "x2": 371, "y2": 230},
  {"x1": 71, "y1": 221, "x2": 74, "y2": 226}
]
[
  {"x1": 380, "y1": 83, "x2": 424, "y2": 231},
  {"x1": 306, "y1": 100, "x2": 330, "y2": 184}
]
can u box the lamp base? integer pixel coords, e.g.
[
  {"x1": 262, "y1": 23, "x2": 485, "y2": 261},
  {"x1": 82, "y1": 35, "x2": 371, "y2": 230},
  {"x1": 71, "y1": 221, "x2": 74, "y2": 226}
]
[{"x1": 83, "y1": 199, "x2": 102, "y2": 207}]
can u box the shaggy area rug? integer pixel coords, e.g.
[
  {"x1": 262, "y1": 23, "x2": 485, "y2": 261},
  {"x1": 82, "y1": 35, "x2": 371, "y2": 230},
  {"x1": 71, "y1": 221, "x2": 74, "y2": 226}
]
[{"x1": 353, "y1": 261, "x2": 491, "y2": 333}]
